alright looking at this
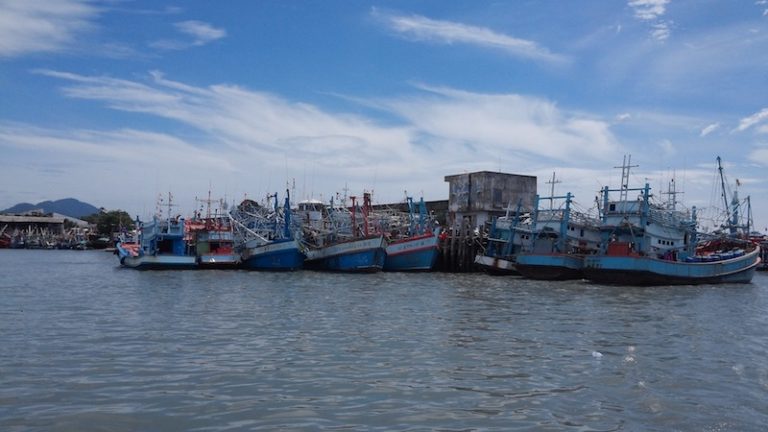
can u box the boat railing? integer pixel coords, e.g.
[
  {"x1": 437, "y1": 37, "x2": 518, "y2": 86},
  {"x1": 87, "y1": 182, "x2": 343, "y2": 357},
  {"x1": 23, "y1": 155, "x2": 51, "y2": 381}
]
[{"x1": 647, "y1": 208, "x2": 691, "y2": 229}]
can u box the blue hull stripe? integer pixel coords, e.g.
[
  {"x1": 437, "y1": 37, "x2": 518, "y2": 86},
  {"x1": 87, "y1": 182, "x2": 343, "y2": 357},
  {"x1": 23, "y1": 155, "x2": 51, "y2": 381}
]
[
  {"x1": 306, "y1": 248, "x2": 385, "y2": 272},
  {"x1": 384, "y1": 248, "x2": 438, "y2": 271},
  {"x1": 242, "y1": 248, "x2": 305, "y2": 270},
  {"x1": 583, "y1": 249, "x2": 760, "y2": 285}
]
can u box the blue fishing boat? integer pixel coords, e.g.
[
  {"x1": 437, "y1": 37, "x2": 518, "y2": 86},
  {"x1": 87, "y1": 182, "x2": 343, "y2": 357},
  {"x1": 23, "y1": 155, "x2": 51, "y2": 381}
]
[
  {"x1": 301, "y1": 193, "x2": 386, "y2": 272},
  {"x1": 115, "y1": 194, "x2": 197, "y2": 270},
  {"x1": 582, "y1": 156, "x2": 761, "y2": 285},
  {"x1": 516, "y1": 192, "x2": 601, "y2": 280},
  {"x1": 384, "y1": 231, "x2": 440, "y2": 271},
  {"x1": 231, "y1": 190, "x2": 305, "y2": 271},
  {"x1": 473, "y1": 201, "x2": 530, "y2": 275},
  {"x1": 384, "y1": 197, "x2": 440, "y2": 271},
  {"x1": 304, "y1": 235, "x2": 386, "y2": 272}
]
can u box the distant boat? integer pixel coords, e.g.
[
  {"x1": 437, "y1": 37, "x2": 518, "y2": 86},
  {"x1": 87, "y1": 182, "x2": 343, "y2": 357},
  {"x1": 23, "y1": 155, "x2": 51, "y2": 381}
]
[
  {"x1": 380, "y1": 197, "x2": 440, "y2": 271},
  {"x1": 516, "y1": 192, "x2": 601, "y2": 280},
  {"x1": 758, "y1": 238, "x2": 768, "y2": 272},
  {"x1": 582, "y1": 156, "x2": 761, "y2": 285},
  {"x1": 232, "y1": 190, "x2": 305, "y2": 271},
  {"x1": 115, "y1": 193, "x2": 197, "y2": 270},
  {"x1": 115, "y1": 217, "x2": 197, "y2": 270},
  {"x1": 186, "y1": 192, "x2": 240, "y2": 269},
  {"x1": 301, "y1": 193, "x2": 385, "y2": 272},
  {"x1": 187, "y1": 218, "x2": 240, "y2": 269},
  {"x1": 0, "y1": 224, "x2": 11, "y2": 248},
  {"x1": 474, "y1": 200, "x2": 530, "y2": 275}
]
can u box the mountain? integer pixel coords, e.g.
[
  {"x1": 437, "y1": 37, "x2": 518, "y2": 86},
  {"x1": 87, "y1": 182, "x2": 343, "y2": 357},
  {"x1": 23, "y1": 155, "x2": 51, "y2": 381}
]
[{"x1": 2, "y1": 198, "x2": 100, "y2": 219}]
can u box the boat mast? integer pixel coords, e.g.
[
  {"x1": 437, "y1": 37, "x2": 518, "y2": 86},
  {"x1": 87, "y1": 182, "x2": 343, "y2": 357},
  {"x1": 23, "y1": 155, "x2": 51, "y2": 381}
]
[
  {"x1": 615, "y1": 154, "x2": 638, "y2": 203},
  {"x1": 349, "y1": 195, "x2": 358, "y2": 238},
  {"x1": 283, "y1": 189, "x2": 293, "y2": 239},
  {"x1": 558, "y1": 192, "x2": 572, "y2": 253},
  {"x1": 662, "y1": 177, "x2": 683, "y2": 211},
  {"x1": 406, "y1": 196, "x2": 416, "y2": 235},
  {"x1": 716, "y1": 156, "x2": 734, "y2": 233},
  {"x1": 546, "y1": 172, "x2": 561, "y2": 210}
]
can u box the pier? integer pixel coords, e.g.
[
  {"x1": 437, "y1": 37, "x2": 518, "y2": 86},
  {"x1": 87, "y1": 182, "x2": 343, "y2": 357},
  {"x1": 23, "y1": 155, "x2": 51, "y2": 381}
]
[{"x1": 436, "y1": 219, "x2": 485, "y2": 273}]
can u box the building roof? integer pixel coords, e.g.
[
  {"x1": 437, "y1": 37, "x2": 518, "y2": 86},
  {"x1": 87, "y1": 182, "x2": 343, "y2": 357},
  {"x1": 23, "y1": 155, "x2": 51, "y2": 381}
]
[
  {"x1": 0, "y1": 214, "x2": 66, "y2": 224},
  {"x1": 444, "y1": 171, "x2": 537, "y2": 181},
  {"x1": 52, "y1": 213, "x2": 90, "y2": 227}
]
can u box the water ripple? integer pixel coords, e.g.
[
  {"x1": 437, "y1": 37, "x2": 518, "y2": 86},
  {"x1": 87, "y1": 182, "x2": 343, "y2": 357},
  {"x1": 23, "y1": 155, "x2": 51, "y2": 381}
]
[{"x1": 1, "y1": 250, "x2": 767, "y2": 431}]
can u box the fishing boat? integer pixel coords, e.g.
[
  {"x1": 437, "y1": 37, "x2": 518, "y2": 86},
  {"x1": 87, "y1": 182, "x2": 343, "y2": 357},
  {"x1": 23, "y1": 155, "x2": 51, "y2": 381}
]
[
  {"x1": 231, "y1": 190, "x2": 305, "y2": 271},
  {"x1": 384, "y1": 231, "x2": 440, "y2": 271},
  {"x1": 301, "y1": 193, "x2": 386, "y2": 272},
  {"x1": 115, "y1": 193, "x2": 197, "y2": 270},
  {"x1": 185, "y1": 191, "x2": 240, "y2": 269},
  {"x1": 381, "y1": 197, "x2": 440, "y2": 271},
  {"x1": 0, "y1": 225, "x2": 10, "y2": 249},
  {"x1": 582, "y1": 156, "x2": 760, "y2": 285},
  {"x1": 515, "y1": 192, "x2": 601, "y2": 280},
  {"x1": 187, "y1": 217, "x2": 239, "y2": 269},
  {"x1": 473, "y1": 201, "x2": 530, "y2": 275},
  {"x1": 759, "y1": 238, "x2": 768, "y2": 271}
]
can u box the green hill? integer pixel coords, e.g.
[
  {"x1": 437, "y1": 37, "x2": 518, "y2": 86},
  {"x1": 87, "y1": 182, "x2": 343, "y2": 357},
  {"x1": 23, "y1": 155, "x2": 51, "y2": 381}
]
[{"x1": 2, "y1": 198, "x2": 100, "y2": 219}]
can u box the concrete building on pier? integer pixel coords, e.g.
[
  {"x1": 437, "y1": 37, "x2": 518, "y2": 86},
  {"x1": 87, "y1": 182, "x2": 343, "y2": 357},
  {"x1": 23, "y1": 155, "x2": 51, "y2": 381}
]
[{"x1": 444, "y1": 171, "x2": 537, "y2": 230}]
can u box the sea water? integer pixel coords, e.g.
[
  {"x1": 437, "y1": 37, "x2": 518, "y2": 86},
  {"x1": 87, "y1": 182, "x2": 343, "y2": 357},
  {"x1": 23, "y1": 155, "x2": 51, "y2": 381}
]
[{"x1": 1, "y1": 249, "x2": 767, "y2": 431}]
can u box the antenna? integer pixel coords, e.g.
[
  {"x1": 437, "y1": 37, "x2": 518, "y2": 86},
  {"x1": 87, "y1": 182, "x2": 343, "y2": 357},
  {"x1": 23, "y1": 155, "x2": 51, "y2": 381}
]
[
  {"x1": 661, "y1": 176, "x2": 683, "y2": 210},
  {"x1": 614, "y1": 155, "x2": 639, "y2": 202},
  {"x1": 545, "y1": 171, "x2": 562, "y2": 210}
]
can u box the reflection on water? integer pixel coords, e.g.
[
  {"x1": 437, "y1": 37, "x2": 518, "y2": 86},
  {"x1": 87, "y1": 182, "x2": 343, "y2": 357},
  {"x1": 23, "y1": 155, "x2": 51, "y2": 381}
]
[{"x1": 1, "y1": 250, "x2": 767, "y2": 431}]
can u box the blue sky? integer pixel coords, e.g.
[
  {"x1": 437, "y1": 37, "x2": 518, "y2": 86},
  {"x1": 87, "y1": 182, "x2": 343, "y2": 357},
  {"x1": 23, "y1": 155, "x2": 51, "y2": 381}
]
[{"x1": 1, "y1": 0, "x2": 767, "y2": 231}]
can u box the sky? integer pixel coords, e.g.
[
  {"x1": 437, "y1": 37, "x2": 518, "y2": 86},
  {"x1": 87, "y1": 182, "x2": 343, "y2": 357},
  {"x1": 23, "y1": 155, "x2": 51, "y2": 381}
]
[{"x1": 1, "y1": 0, "x2": 767, "y2": 231}]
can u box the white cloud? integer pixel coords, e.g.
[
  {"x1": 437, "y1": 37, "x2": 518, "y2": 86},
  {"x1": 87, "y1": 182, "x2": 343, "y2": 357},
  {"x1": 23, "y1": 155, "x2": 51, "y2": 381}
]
[
  {"x1": 628, "y1": 0, "x2": 672, "y2": 41},
  {"x1": 602, "y1": 22, "x2": 768, "y2": 97},
  {"x1": 700, "y1": 123, "x2": 720, "y2": 137},
  {"x1": 0, "y1": 123, "x2": 233, "y2": 170},
  {"x1": 749, "y1": 147, "x2": 768, "y2": 167},
  {"x1": 24, "y1": 70, "x2": 625, "y2": 211},
  {"x1": 175, "y1": 20, "x2": 226, "y2": 45},
  {"x1": 650, "y1": 22, "x2": 671, "y2": 41},
  {"x1": 0, "y1": 122, "x2": 237, "y2": 214},
  {"x1": 735, "y1": 108, "x2": 768, "y2": 132},
  {"x1": 628, "y1": 0, "x2": 670, "y2": 21},
  {"x1": 616, "y1": 113, "x2": 632, "y2": 122},
  {"x1": 658, "y1": 139, "x2": 675, "y2": 157},
  {"x1": 373, "y1": 9, "x2": 567, "y2": 64},
  {"x1": 30, "y1": 70, "x2": 424, "y2": 205},
  {"x1": 151, "y1": 20, "x2": 226, "y2": 50},
  {"x1": 0, "y1": 0, "x2": 99, "y2": 57},
  {"x1": 377, "y1": 84, "x2": 621, "y2": 163}
]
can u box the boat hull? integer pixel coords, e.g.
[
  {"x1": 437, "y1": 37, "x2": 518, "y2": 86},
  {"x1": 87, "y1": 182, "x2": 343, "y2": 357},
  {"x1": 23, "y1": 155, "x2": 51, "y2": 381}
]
[
  {"x1": 583, "y1": 249, "x2": 760, "y2": 285},
  {"x1": 242, "y1": 239, "x2": 305, "y2": 271},
  {"x1": 384, "y1": 232, "x2": 439, "y2": 271},
  {"x1": 197, "y1": 253, "x2": 241, "y2": 269},
  {"x1": 515, "y1": 254, "x2": 584, "y2": 280},
  {"x1": 305, "y1": 236, "x2": 386, "y2": 272},
  {"x1": 474, "y1": 255, "x2": 519, "y2": 275},
  {"x1": 120, "y1": 254, "x2": 198, "y2": 270}
]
